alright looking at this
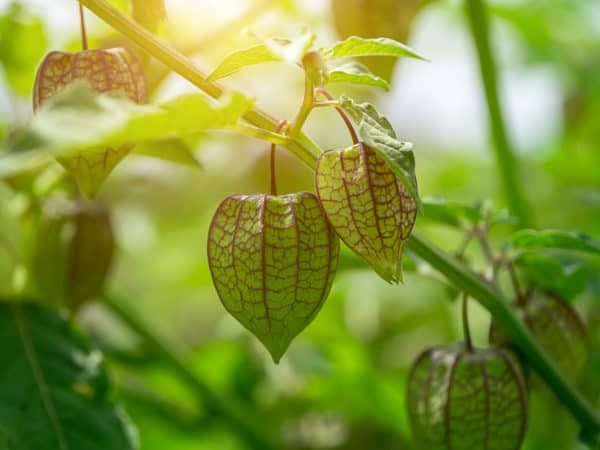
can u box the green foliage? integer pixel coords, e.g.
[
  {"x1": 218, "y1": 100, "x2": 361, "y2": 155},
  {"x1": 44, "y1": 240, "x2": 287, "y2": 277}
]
[
  {"x1": 328, "y1": 62, "x2": 390, "y2": 91},
  {"x1": 208, "y1": 44, "x2": 279, "y2": 81},
  {"x1": 0, "y1": 303, "x2": 138, "y2": 450},
  {"x1": 322, "y1": 36, "x2": 426, "y2": 62},
  {"x1": 0, "y1": 82, "x2": 251, "y2": 178},
  {"x1": 0, "y1": 3, "x2": 48, "y2": 95},
  {"x1": 511, "y1": 229, "x2": 600, "y2": 255},
  {"x1": 513, "y1": 252, "x2": 589, "y2": 300}
]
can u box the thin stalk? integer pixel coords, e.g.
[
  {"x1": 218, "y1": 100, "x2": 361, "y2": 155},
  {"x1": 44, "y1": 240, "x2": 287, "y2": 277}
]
[
  {"x1": 79, "y1": 3, "x2": 88, "y2": 50},
  {"x1": 270, "y1": 120, "x2": 289, "y2": 195},
  {"x1": 465, "y1": 0, "x2": 533, "y2": 227},
  {"x1": 314, "y1": 88, "x2": 359, "y2": 145},
  {"x1": 82, "y1": 0, "x2": 600, "y2": 435},
  {"x1": 101, "y1": 291, "x2": 277, "y2": 450},
  {"x1": 290, "y1": 75, "x2": 314, "y2": 136},
  {"x1": 462, "y1": 294, "x2": 473, "y2": 351},
  {"x1": 507, "y1": 261, "x2": 524, "y2": 304}
]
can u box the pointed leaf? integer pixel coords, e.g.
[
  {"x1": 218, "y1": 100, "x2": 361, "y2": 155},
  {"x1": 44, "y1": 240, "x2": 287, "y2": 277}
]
[
  {"x1": 323, "y1": 36, "x2": 426, "y2": 61},
  {"x1": 208, "y1": 30, "x2": 316, "y2": 81},
  {"x1": 511, "y1": 229, "x2": 600, "y2": 255},
  {"x1": 207, "y1": 193, "x2": 339, "y2": 362},
  {"x1": 208, "y1": 44, "x2": 279, "y2": 81},
  {"x1": 0, "y1": 303, "x2": 138, "y2": 449},
  {"x1": 328, "y1": 62, "x2": 390, "y2": 91},
  {"x1": 339, "y1": 95, "x2": 421, "y2": 210}
]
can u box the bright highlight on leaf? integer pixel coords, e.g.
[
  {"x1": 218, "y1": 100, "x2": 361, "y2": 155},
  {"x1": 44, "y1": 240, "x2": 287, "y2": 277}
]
[
  {"x1": 323, "y1": 36, "x2": 427, "y2": 61},
  {"x1": 328, "y1": 62, "x2": 390, "y2": 91},
  {"x1": 33, "y1": 47, "x2": 148, "y2": 198},
  {"x1": 511, "y1": 229, "x2": 600, "y2": 255},
  {"x1": 207, "y1": 192, "x2": 339, "y2": 363},
  {"x1": 208, "y1": 44, "x2": 279, "y2": 81},
  {"x1": 315, "y1": 143, "x2": 417, "y2": 283},
  {"x1": 208, "y1": 30, "x2": 316, "y2": 81},
  {"x1": 1, "y1": 82, "x2": 252, "y2": 180},
  {"x1": 407, "y1": 345, "x2": 527, "y2": 450}
]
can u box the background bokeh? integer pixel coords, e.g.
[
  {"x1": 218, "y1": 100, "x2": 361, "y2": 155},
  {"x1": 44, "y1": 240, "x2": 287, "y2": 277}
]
[{"x1": 1, "y1": 1, "x2": 599, "y2": 449}]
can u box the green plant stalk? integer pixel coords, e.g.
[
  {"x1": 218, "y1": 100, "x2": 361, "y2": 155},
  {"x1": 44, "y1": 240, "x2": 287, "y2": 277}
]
[
  {"x1": 101, "y1": 291, "x2": 278, "y2": 450},
  {"x1": 82, "y1": 0, "x2": 600, "y2": 436},
  {"x1": 465, "y1": 0, "x2": 534, "y2": 228}
]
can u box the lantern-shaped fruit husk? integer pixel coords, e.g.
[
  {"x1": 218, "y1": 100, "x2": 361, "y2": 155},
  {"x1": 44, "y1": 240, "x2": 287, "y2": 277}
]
[
  {"x1": 207, "y1": 192, "x2": 340, "y2": 362},
  {"x1": 33, "y1": 47, "x2": 148, "y2": 198},
  {"x1": 407, "y1": 345, "x2": 527, "y2": 450},
  {"x1": 315, "y1": 143, "x2": 417, "y2": 283},
  {"x1": 490, "y1": 292, "x2": 588, "y2": 380},
  {"x1": 33, "y1": 200, "x2": 115, "y2": 311}
]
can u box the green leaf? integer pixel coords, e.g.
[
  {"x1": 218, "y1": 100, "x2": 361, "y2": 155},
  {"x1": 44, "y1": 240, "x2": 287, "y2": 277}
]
[
  {"x1": 339, "y1": 95, "x2": 421, "y2": 210},
  {"x1": 0, "y1": 81, "x2": 253, "y2": 178},
  {"x1": 133, "y1": 138, "x2": 202, "y2": 167},
  {"x1": 207, "y1": 193, "x2": 339, "y2": 363},
  {"x1": 208, "y1": 30, "x2": 315, "y2": 81},
  {"x1": 422, "y1": 197, "x2": 484, "y2": 228},
  {"x1": 322, "y1": 36, "x2": 426, "y2": 61},
  {"x1": 327, "y1": 62, "x2": 390, "y2": 91},
  {"x1": 131, "y1": 0, "x2": 166, "y2": 32},
  {"x1": 0, "y1": 302, "x2": 138, "y2": 449},
  {"x1": 512, "y1": 229, "x2": 600, "y2": 255},
  {"x1": 208, "y1": 44, "x2": 279, "y2": 81},
  {"x1": 513, "y1": 252, "x2": 589, "y2": 300},
  {"x1": 0, "y1": 3, "x2": 48, "y2": 95}
]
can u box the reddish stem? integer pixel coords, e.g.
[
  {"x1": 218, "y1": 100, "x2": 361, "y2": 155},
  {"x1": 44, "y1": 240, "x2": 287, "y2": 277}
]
[
  {"x1": 462, "y1": 293, "x2": 474, "y2": 351},
  {"x1": 314, "y1": 87, "x2": 359, "y2": 145},
  {"x1": 270, "y1": 120, "x2": 289, "y2": 196},
  {"x1": 79, "y1": 3, "x2": 89, "y2": 50}
]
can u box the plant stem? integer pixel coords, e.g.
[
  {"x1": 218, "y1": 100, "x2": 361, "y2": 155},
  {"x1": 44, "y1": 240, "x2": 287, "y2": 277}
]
[
  {"x1": 290, "y1": 75, "x2": 314, "y2": 136},
  {"x1": 270, "y1": 120, "x2": 289, "y2": 195},
  {"x1": 100, "y1": 291, "x2": 278, "y2": 450},
  {"x1": 79, "y1": 3, "x2": 88, "y2": 50},
  {"x1": 462, "y1": 294, "x2": 473, "y2": 351},
  {"x1": 465, "y1": 0, "x2": 533, "y2": 228},
  {"x1": 83, "y1": 0, "x2": 600, "y2": 435}
]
